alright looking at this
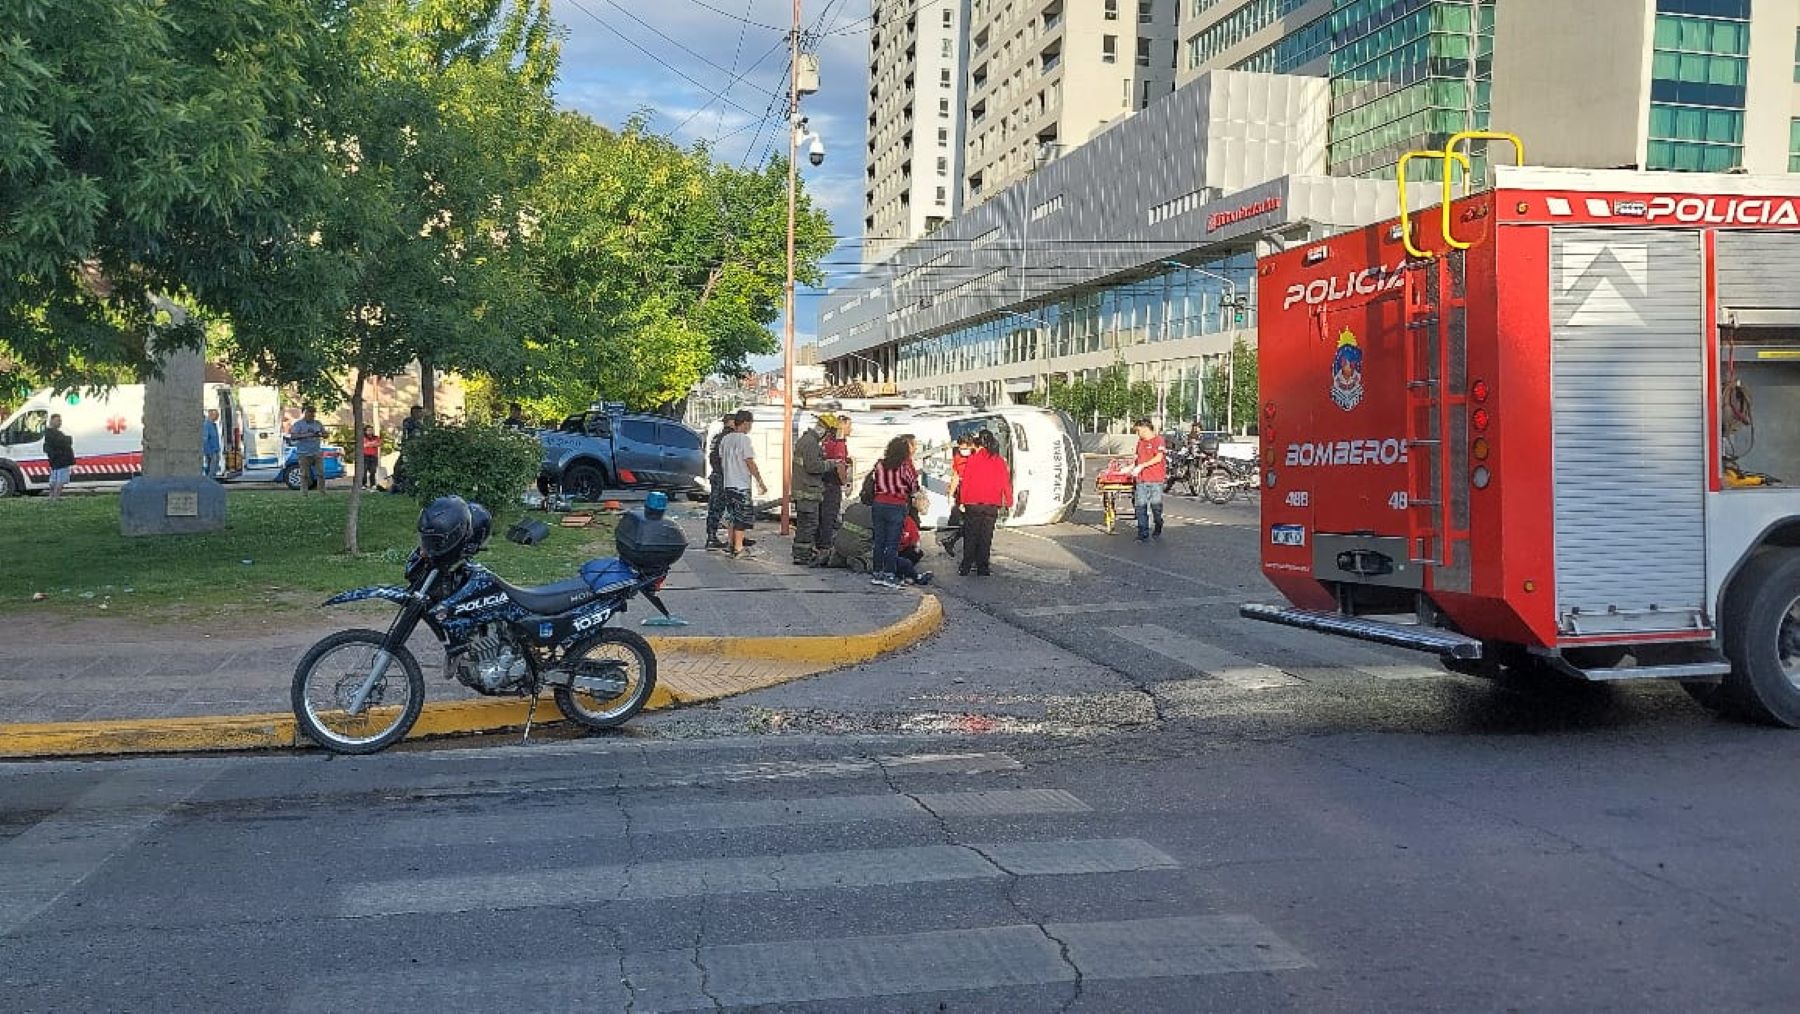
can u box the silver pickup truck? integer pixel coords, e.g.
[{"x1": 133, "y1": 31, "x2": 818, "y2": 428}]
[{"x1": 539, "y1": 408, "x2": 706, "y2": 502}]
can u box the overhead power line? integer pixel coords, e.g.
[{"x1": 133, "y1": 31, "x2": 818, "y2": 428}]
[
  {"x1": 561, "y1": 0, "x2": 765, "y2": 120},
  {"x1": 682, "y1": 0, "x2": 783, "y2": 31}
]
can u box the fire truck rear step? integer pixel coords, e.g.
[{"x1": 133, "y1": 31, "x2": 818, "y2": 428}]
[
  {"x1": 1240, "y1": 604, "x2": 1483, "y2": 660},
  {"x1": 1553, "y1": 660, "x2": 1731, "y2": 682}
]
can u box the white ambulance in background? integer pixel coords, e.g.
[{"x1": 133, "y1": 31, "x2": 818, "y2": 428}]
[
  {"x1": 236, "y1": 385, "x2": 286, "y2": 479},
  {"x1": 0, "y1": 384, "x2": 246, "y2": 496}
]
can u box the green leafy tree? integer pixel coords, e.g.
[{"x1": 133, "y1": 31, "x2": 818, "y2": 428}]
[
  {"x1": 0, "y1": 0, "x2": 332, "y2": 386},
  {"x1": 225, "y1": 0, "x2": 559, "y2": 552},
  {"x1": 520, "y1": 115, "x2": 833, "y2": 412},
  {"x1": 1202, "y1": 336, "x2": 1258, "y2": 433}
]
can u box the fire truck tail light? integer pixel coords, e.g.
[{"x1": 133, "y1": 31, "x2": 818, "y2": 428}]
[
  {"x1": 1471, "y1": 466, "x2": 1491, "y2": 489},
  {"x1": 1471, "y1": 379, "x2": 1490, "y2": 403},
  {"x1": 1471, "y1": 408, "x2": 1492, "y2": 432},
  {"x1": 1471, "y1": 437, "x2": 1490, "y2": 461}
]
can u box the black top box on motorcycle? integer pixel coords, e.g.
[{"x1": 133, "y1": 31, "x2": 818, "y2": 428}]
[{"x1": 615, "y1": 507, "x2": 688, "y2": 570}]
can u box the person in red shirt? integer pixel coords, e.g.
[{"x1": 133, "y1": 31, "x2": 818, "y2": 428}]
[
  {"x1": 956, "y1": 430, "x2": 1013, "y2": 577},
  {"x1": 1129, "y1": 417, "x2": 1166, "y2": 542},
  {"x1": 360, "y1": 426, "x2": 382, "y2": 490}
]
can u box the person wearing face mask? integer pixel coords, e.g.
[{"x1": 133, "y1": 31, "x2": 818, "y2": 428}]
[{"x1": 939, "y1": 432, "x2": 976, "y2": 558}]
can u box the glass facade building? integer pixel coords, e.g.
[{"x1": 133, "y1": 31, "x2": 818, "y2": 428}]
[
  {"x1": 895, "y1": 252, "x2": 1256, "y2": 397},
  {"x1": 1326, "y1": 0, "x2": 1495, "y2": 179},
  {"x1": 1645, "y1": 0, "x2": 1751, "y2": 172}
]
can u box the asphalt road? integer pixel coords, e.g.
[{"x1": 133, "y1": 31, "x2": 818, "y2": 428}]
[{"x1": 6, "y1": 491, "x2": 1800, "y2": 1011}]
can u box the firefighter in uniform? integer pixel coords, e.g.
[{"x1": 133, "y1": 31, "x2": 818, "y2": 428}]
[{"x1": 790, "y1": 414, "x2": 834, "y2": 564}]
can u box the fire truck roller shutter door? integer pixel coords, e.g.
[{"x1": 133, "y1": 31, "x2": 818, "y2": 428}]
[{"x1": 1549, "y1": 228, "x2": 1708, "y2": 637}]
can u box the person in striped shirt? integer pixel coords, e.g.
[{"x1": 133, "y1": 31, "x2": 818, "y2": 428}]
[{"x1": 868, "y1": 435, "x2": 919, "y2": 589}]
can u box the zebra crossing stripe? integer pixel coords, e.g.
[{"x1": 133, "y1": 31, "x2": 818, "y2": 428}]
[
  {"x1": 1105, "y1": 623, "x2": 1305, "y2": 689},
  {"x1": 372, "y1": 788, "x2": 1090, "y2": 845},
  {"x1": 290, "y1": 916, "x2": 1309, "y2": 1012},
  {"x1": 337, "y1": 838, "x2": 1176, "y2": 918}
]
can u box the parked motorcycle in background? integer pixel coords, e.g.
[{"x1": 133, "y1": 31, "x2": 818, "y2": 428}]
[
  {"x1": 290, "y1": 491, "x2": 688, "y2": 754},
  {"x1": 1202, "y1": 456, "x2": 1260, "y2": 504},
  {"x1": 1162, "y1": 442, "x2": 1207, "y2": 498}
]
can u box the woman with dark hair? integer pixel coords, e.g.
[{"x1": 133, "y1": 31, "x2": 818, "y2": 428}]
[
  {"x1": 868, "y1": 434, "x2": 919, "y2": 588},
  {"x1": 956, "y1": 430, "x2": 1013, "y2": 576}
]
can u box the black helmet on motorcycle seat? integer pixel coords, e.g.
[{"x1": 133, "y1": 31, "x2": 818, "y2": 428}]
[
  {"x1": 418, "y1": 495, "x2": 473, "y2": 560},
  {"x1": 465, "y1": 501, "x2": 493, "y2": 555}
]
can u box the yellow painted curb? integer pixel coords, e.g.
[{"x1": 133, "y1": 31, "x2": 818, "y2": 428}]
[
  {"x1": 0, "y1": 595, "x2": 944, "y2": 759},
  {"x1": 645, "y1": 593, "x2": 944, "y2": 664}
]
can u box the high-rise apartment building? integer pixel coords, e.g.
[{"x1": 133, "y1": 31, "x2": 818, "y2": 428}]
[
  {"x1": 862, "y1": 0, "x2": 969, "y2": 264},
  {"x1": 1174, "y1": 0, "x2": 1332, "y2": 86},
  {"x1": 1492, "y1": 0, "x2": 1799, "y2": 176},
  {"x1": 960, "y1": 0, "x2": 1179, "y2": 207}
]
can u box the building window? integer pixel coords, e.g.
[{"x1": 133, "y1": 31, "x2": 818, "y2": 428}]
[
  {"x1": 1139, "y1": 0, "x2": 1153, "y2": 24},
  {"x1": 936, "y1": 156, "x2": 948, "y2": 175},
  {"x1": 1103, "y1": 35, "x2": 1117, "y2": 63},
  {"x1": 1791, "y1": 118, "x2": 1800, "y2": 173},
  {"x1": 936, "y1": 186, "x2": 948, "y2": 203},
  {"x1": 940, "y1": 68, "x2": 952, "y2": 86},
  {"x1": 939, "y1": 98, "x2": 951, "y2": 117},
  {"x1": 1105, "y1": 0, "x2": 1119, "y2": 19},
  {"x1": 1793, "y1": 27, "x2": 1800, "y2": 82},
  {"x1": 1137, "y1": 37, "x2": 1151, "y2": 67},
  {"x1": 942, "y1": 38, "x2": 952, "y2": 58},
  {"x1": 937, "y1": 127, "x2": 949, "y2": 143},
  {"x1": 943, "y1": 8, "x2": 953, "y2": 27},
  {"x1": 1645, "y1": 4, "x2": 1750, "y2": 172}
]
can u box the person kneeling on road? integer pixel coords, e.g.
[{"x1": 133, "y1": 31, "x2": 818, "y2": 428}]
[{"x1": 823, "y1": 495, "x2": 931, "y2": 586}]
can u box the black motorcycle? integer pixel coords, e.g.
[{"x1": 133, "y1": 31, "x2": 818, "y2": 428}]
[
  {"x1": 1163, "y1": 442, "x2": 1209, "y2": 498},
  {"x1": 1202, "y1": 455, "x2": 1260, "y2": 504},
  {"x1": 290, "y1": 492, "x2": 687, "y2": 754}
]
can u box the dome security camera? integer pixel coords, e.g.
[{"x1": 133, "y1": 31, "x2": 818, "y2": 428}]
[{"x1": 807, "y1": 134, "x2": 825, "y2": 167}]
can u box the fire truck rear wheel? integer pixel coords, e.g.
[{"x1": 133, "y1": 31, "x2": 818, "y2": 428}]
[{"x1": 1719, "y1": 549, "x2": 1800, "y2": 728}]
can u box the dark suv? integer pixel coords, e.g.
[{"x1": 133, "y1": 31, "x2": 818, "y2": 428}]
[{"x1": 539, "y1": 408, "x2": 705, "y2": 502}]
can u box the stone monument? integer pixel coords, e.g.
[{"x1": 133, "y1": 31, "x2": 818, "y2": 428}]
[{"x1": 120, "y1": 297, "x2": 226, "y2": 536}]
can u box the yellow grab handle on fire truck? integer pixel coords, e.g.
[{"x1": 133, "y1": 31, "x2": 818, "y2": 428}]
[
  {"x1": 1396, "y1": 148, "x2": 1470, "y2": 259},
  {"x1": 1441, "y1": 131, "x2": 1525, "y2": 250}
]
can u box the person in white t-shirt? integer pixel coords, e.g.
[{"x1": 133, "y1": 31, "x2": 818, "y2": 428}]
[{"x1": 718, "y1": 410, "x2": 767, "y2": 559}]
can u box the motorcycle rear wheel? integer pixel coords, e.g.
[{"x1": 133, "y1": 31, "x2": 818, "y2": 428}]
[
  {"x1": 292, "y1": 629, "x2": 425, "y2": 754},
  {"x1": 1202, "y1": 474, "x2": 1234, "y2": 504},
  {"x1": 553, "y1": 627, "x2": 659, "y2": 731}
]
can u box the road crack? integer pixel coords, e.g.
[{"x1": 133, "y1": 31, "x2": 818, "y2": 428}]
[{"x1": 876, "y1": 756, "x2": 1086, "y2": 1013}]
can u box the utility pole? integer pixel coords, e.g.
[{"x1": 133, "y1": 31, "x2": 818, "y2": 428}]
[{"x1": 778, "y1": 0, "x2": 802, "y2": 536}]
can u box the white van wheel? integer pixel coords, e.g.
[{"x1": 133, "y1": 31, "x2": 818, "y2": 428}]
[{"x1": 0, "y1": 466, "x2": 21, "y2": 497}]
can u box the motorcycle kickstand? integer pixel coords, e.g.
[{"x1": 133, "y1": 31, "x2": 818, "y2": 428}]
[{"x1": 522, "y1": 691, "x2": 540, "y2": 743}]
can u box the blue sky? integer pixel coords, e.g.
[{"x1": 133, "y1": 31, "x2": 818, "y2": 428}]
[{"x1": 547, "y1": 0, "x2": 876, "y2": 367}]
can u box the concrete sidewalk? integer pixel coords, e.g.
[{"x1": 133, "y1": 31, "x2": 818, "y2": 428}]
[{"x1": 0, "y1": 517, "x2": 940, "y2": 753}]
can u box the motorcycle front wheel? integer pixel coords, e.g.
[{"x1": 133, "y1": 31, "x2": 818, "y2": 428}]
[
  {"x1": 1203, "y1": 474, "x2": 1235, "y2": 504},
  {"x1": 553, "y1": 627, "x2": 659, "y2": 732},
  {"x1": 292, "y1": 629, "x2": 426, "y2": 754}
]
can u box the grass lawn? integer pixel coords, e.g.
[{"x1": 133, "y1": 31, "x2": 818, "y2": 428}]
[{"x1": 0, "y1": 490, "x2": 616, "y2": 618}]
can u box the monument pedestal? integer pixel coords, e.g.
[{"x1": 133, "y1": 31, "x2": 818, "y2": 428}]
[
  {"x1": 120, "y1": 297, "x2": 227, "y2": 536},
  {"x1": 121, "y1": 476, "x2": 227, "y2": 536}
]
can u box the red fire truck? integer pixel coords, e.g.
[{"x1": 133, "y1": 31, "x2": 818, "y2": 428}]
[{"x1": 1243, "y1": 142, "x2": 1800, "y2": 726}]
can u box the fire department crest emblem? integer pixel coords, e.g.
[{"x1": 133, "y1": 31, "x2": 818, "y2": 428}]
[{"x1": 1330, "y1": 328, "x2": 1364, "y2": 411}]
